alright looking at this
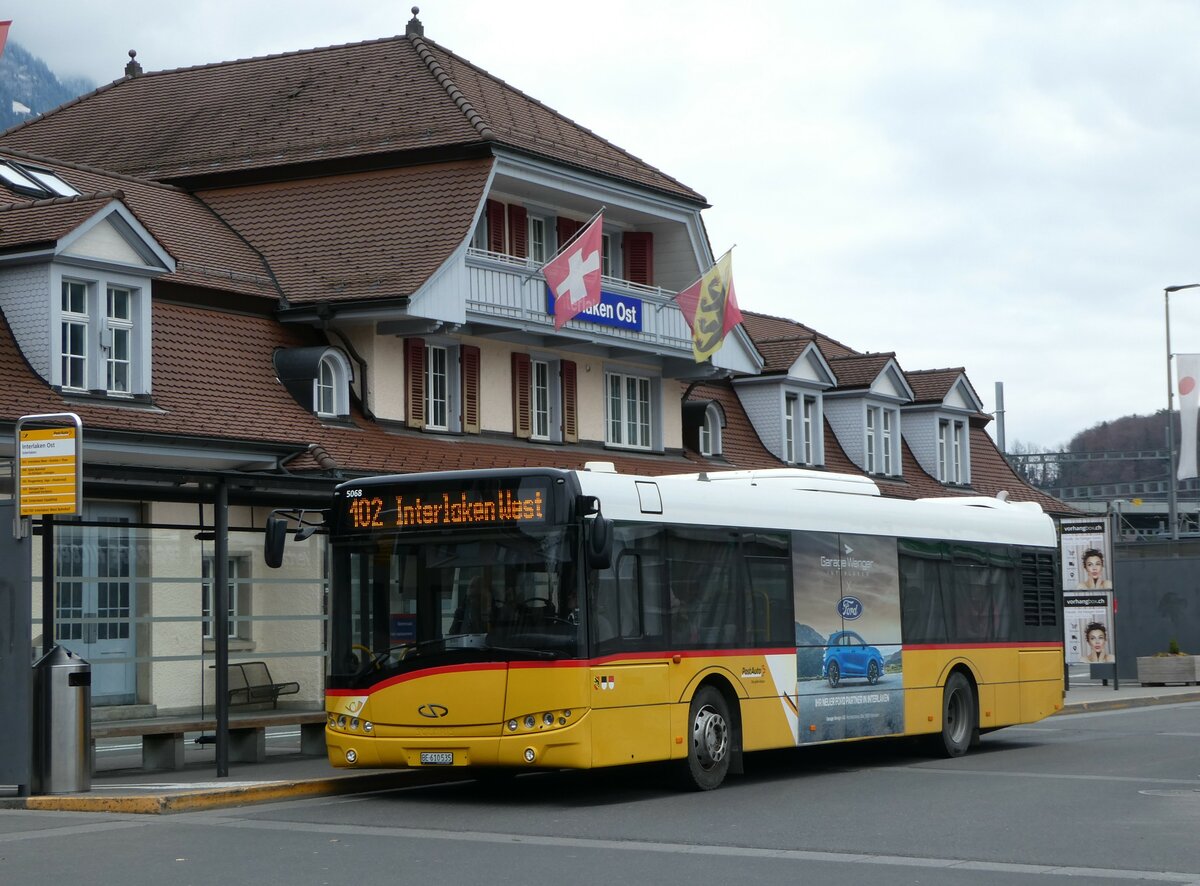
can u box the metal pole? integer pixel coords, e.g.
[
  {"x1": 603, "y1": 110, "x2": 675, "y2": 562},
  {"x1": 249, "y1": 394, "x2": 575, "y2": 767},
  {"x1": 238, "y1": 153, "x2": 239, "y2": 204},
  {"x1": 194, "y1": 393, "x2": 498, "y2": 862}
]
[
  {"x1": 41, "y1": 515, "x2": 54, "y2": 655},
  {"x1": 214, "y1": 481, "x2": 229, "y2": 778},
  {"x1": 1166, "y1": 287, "x2": 1177, "y2": 540}
]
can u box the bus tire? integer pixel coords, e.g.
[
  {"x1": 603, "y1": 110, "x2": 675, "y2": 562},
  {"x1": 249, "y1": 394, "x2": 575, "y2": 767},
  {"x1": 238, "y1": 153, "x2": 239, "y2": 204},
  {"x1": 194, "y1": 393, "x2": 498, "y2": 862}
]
[
  {"x1": 682, "y1": 686, "x2": 732, "y2": 791},
  {"x1": 936, "y1": 672, "x2": 976, "y2": 758}
]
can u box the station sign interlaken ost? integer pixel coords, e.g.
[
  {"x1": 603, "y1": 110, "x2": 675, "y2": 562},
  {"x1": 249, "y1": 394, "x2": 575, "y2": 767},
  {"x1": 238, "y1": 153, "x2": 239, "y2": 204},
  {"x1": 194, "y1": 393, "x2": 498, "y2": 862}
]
[{"x1": 17, "y1": 415, "x2": 82, "y2": 516}]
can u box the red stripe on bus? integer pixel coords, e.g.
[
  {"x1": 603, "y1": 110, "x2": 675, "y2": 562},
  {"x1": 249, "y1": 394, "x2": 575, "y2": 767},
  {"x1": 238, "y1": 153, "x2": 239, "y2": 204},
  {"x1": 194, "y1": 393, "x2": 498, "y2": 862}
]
[{"x1": 903, "y1": 641, "x2": 1063, "y2": 651}]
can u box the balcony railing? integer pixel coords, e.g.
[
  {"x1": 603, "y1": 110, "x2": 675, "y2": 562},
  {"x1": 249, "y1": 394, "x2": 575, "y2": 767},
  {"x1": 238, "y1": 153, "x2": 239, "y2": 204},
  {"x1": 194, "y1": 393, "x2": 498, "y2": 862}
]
[{"x1": 464, "y1": 247, "x2": 694, "y2": 354}]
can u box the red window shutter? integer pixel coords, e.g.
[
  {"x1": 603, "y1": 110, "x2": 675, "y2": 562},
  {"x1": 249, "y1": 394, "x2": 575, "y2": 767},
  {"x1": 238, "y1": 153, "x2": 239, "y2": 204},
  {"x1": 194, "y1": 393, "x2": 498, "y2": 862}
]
[
  {"x1": 486, "y1": 199, "x2": 506, "y2": 254},
  {"x1": 561, "y1": 360, "x2": 578, "y2": 443},
  {"x1": 623, "y1": 232, "x2": 653, "y2": 285},
  {"x1": 404, "y1": 338, "x2": 426, "y2": 429},
  {"x1": 556, "y1": 216, "x2": 582, "y2": 251},
  {"x1": 512, "y1": 352, "x2": 532, "y2": 440},
  {"x1": 461, "y1": 345, "x2": 481, "y2": 434},
  {"x1": 507, "y1": 204, "x2": 528, "y2": 259}
]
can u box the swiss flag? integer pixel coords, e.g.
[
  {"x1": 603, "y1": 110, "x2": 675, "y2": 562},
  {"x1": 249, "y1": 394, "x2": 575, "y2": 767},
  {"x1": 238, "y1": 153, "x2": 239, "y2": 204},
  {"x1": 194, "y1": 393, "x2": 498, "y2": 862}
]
[
  {"x1": 545, "y1": 213, "x2": 603, "y2": 330},
  {"x1": 0, "y1": 22, "x2": 10, "y2": 60}
]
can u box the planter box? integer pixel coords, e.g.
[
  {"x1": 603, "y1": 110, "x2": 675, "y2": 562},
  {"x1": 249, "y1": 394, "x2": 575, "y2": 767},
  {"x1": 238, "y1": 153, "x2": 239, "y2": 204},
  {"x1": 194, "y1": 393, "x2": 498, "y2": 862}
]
[{"x1": 1136, "y1": 655, "x2": 1200, "y2": 686}]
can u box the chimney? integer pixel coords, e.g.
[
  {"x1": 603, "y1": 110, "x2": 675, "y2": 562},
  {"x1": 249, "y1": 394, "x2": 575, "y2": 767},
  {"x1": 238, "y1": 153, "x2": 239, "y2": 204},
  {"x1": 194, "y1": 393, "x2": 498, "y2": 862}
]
[{"x1": 125, "y1": 50, "x2": 142, "y2": 78}]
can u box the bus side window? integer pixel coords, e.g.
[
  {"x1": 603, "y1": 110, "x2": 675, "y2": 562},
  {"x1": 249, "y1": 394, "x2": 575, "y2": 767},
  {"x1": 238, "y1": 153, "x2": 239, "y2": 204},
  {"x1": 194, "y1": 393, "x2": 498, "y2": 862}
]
[{"x1": 743, "y1": 531, "x2": 791, "y2": 646}]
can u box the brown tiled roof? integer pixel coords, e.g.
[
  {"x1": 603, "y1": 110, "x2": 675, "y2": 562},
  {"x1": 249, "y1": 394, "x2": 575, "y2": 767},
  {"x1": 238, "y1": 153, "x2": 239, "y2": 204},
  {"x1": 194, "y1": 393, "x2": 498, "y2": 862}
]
[
  {"x1": 0, "y1": 150, "x2": 279, "y2": 300},
  {"x1": 679, "y1": 380, "x2": 782, "y2": 469},
  {"x1": 754, "y1": 335, "x2": 815, "y2": 374},
  {"x1": 740, "y1": 311, "x2": 857, "y2": 359},
  {"x1": 905, "y1": 367, "x2": 988, "y2": 410},
  {"x1": 828, "y1": 352, "x2": 897, "y2": 390},
  {"x1": 198, "y1": 159, "x2": 492, "y2": 304},
  {"x1": 0, "y1": 34, "x2": 703, "y2": 202},
  {"x1": 0, "y1": 194, "x2": 118, "y2": 250}
]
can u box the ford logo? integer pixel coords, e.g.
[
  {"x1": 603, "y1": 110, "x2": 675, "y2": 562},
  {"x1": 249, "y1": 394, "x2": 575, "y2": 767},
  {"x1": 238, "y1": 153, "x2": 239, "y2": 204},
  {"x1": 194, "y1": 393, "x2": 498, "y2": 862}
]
[
  {"x1": 838, "y1": 596, "x2": 863, "y2": 620},
  {"x1": 418, "y1": 703, "x2": 449, "y2": 719}
]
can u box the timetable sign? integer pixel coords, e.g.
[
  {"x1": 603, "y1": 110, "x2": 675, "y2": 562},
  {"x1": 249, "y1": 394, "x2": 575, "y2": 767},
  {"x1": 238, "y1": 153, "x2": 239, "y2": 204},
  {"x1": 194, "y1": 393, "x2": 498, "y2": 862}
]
[{"x1": 18, "y1": 425, "x2": 80, "y2": 516}]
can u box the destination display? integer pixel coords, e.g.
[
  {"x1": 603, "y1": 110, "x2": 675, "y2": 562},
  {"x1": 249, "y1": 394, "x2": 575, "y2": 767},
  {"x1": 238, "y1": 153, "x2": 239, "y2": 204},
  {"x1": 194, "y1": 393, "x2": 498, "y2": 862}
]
[{"x1": 339, "y1": 478, "x2": 554, "y2": 532}]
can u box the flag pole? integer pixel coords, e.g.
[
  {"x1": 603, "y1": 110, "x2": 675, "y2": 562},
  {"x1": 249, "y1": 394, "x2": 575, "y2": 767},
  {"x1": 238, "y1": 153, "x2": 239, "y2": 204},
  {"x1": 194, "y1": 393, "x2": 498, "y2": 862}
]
[{"x1": 520, "y1": 205, "x2": 606, "y2": 284}]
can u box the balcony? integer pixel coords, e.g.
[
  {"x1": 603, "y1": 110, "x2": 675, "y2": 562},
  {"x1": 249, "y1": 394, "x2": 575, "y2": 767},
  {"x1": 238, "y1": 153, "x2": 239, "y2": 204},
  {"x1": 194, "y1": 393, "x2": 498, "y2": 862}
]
[{"x1": 464, "y1": 247, "x2": 696, "y2": 359}]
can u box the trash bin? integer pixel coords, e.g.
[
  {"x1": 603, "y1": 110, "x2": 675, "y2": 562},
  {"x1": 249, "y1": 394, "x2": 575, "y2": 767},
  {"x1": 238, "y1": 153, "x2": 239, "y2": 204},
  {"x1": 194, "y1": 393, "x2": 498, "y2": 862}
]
[{"x1": 32, "y1": 645, "x2": 91, "y2": 795}]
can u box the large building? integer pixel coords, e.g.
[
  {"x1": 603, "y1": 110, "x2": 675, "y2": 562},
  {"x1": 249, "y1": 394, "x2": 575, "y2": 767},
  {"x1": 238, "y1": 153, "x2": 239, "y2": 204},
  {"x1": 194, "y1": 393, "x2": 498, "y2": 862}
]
[{"x1": 0, "y1": 11, "x2": 1067, "y2": 717}]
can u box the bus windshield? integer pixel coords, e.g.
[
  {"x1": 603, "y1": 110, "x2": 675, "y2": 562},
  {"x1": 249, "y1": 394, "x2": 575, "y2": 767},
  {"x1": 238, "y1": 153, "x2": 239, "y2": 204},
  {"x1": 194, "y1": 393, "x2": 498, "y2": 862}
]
[{"x1": 329, "y1": 525, "x2": 582, "y2": 688}]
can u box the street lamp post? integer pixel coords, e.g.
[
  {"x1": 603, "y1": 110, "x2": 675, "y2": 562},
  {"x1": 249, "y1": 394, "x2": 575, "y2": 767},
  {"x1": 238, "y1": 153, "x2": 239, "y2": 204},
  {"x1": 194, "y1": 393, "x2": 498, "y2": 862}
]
[{"x1": 1164, "y1": 283, "x2": 1200, "y2": 540}]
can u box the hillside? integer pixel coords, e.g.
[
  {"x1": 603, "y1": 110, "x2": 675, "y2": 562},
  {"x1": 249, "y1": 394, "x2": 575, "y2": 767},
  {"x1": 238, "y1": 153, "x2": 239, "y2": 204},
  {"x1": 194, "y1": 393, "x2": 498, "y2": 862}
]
[{"x1": 0, "y1": 42, "x2": 94, "y2": 133}]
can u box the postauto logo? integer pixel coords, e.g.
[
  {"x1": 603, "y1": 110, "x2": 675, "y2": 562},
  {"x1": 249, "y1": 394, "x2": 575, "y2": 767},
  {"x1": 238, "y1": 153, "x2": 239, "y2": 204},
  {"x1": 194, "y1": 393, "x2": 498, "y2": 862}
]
[{"x1": 838, "y1": 596, "x2": 863, "y2": 620}]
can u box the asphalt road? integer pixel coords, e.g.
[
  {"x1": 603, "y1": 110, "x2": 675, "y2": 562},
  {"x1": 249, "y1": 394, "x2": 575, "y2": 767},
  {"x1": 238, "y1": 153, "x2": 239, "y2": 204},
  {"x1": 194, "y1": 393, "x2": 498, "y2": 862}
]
[{"x1": 3, "y1": 701, "x2": 1199, "y2": 886}]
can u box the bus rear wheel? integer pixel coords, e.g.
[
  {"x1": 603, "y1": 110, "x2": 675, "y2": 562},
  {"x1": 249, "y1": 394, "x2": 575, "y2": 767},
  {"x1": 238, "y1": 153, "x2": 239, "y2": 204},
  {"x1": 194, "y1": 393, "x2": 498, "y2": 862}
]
[
  {"x1": 682, "y1": 686, "x2": 731, "y2": 791},
  {"x1": 936, "y1": 672, "x2": 977, "y2": 757}
]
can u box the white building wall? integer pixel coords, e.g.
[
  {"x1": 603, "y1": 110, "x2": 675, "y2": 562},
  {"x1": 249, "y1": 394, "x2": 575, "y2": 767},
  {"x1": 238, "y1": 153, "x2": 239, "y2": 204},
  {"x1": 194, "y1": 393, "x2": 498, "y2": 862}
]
[{"x1": 0, "y1": 264, "x2": 52, "y2": 380}]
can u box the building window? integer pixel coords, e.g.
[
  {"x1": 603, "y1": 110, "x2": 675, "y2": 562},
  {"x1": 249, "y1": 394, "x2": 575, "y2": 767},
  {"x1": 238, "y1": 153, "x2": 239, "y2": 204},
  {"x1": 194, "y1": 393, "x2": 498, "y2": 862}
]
[
  {"x1": 426, "y1": 344, "x2": 449, "y2": 430},
  {"x1": 601, "y1": 233, "x2": 613, "y2": 277},
  {"x1": 529, "y1": 216, "x2": 547, "y2": 264},
  {"x1": 405, "y1": 339, "x2": 478, "y2": 434},
  {"x1": 61, "y1": 280, "x2": 88, "y2": 391},
  {"x1": 202, "y1": 555, "x2": 250, "y2": 641},
  {"x1": 866, "y1": 405, "x2": 899, "y2": 476},
  {"x1": 699, "y1": 403, "x2": 722, "y2": 457},
  {"x1": 316, "y1": 356, "x2": 337, "y2": 416},
  {"x1": 106, "y1": 286, "x2": 132, "y2": 394},
  {"x1": 607, "y1": 371, "x2": 652, "y2": 449},
  {"x1": 939, "y1": 418, "x2": 967, "y2": 484},
  {"x1": 785, "y1": 394, "x2": 798, "y2": 463},
  {"x1": 802, "y1": 396, "x2": 816, "y2": 465},
  {"x1": 531, "y1": 359, "x2": 551, "y2": 440}
]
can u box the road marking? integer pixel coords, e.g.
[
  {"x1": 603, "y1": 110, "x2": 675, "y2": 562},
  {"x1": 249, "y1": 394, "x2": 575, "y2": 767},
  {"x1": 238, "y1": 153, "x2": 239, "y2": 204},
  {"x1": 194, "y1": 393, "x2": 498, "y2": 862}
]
[
  {"x1": 187, "y1": 817, "x2": 1200, "y2": 883},
  {"x1": 0, "y1": 819, "x2": 148, "y2": 842}
]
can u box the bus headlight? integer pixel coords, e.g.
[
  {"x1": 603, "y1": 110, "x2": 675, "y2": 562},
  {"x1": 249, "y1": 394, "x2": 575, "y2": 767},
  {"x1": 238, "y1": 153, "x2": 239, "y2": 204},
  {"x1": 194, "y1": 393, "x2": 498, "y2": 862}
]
[
  {"x1": 507, "y1": 719, "x2": 518, "y2": 731},
  {"x1": 523, "y1": 747, "x2": 537, "y2": 763},
  {"x1": 524, "y1": 715, "x2": 536, "y2": 729},
  {"x1": 363, "y1": 721, "x2": 374, "y2": 733},
  {"x1": 542, "y1": 713, "x2": 555, "y2": 726}
]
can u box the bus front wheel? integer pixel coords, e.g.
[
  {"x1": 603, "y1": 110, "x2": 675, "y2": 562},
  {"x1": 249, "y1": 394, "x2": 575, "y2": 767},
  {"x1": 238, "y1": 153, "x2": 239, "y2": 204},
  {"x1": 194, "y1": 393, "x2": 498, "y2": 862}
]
[
  {"x1": 682, "y1": 686, "x2": 731, "y2": 791},
  {"x1": 936, "y1": 672, "x2": 977, "y2": 757}
]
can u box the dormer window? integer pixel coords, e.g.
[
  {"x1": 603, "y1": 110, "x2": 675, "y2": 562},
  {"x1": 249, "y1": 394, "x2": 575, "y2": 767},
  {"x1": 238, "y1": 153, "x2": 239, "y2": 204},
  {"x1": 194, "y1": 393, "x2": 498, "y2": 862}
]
[
  {"x1": 55, "y1": 275, "x2": 146, "y2": 396},
  {"x1": 938, "y1": 418, "x2": 968, "y2": 484},
  {"x1": 315, "y1": 352, "x2": 352, "y2": 418},
  {"x1": 699, "y1": 403, "x2": 723, "y2": 457},
  {"x1": 274, "y1": 346, "x2": 353, "y2": 420}
]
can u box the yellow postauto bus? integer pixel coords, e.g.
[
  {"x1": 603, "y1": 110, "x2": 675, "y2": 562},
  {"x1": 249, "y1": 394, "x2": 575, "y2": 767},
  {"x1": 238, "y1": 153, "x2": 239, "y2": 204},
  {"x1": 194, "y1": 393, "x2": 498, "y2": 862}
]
[{"x1": 286, "y1": 464, "x2": 1063, "y2": 790}]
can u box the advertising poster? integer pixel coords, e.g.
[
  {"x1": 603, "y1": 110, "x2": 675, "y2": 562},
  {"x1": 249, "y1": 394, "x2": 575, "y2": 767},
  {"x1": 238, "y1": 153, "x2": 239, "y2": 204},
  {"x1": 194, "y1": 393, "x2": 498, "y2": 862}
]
[
  {"x1": 1064, "y1": 593, "x2": 1115, "y2": 664},
  {"x1": 793, "y1": 532, "x2": 904, "y2": 743},
  {"x1": 1060, "y1": 518, "x2": 1113, "y2": 591}
]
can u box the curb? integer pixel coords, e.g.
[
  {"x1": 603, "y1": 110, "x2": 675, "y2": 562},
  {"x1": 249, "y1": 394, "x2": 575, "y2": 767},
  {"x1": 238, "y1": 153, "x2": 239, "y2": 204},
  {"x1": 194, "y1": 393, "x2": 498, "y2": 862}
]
[
  {"x1": 2, "y1": 771, "x2": 426, "y2": 815},
  {"x1": 1057, "y1": 690, "x2": 1200, "y2": 716}
]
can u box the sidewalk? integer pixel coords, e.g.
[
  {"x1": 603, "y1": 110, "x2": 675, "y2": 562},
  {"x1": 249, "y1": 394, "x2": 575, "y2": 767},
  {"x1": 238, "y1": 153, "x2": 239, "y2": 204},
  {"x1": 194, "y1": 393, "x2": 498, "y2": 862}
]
[{"x1": 4, "y1": 679, "x2": 1198, "y2": 815}]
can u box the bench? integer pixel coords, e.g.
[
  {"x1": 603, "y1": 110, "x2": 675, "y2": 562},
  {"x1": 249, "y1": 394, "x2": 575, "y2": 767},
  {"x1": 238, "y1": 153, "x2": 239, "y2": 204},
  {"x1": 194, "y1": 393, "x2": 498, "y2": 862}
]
[
  {"x1": 91, "y1": 710, "x2": 327, "y2": 772},
  {"x1": 226, "y1": 661, "x2": 300, "y2": 709}
]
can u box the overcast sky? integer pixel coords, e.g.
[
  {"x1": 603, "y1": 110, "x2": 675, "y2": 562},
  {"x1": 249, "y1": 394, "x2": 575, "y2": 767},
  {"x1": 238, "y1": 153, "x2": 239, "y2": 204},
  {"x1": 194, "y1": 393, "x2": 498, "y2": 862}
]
[{"x1": 8, "y1": 0, "x2": 1200, "y2": 451}]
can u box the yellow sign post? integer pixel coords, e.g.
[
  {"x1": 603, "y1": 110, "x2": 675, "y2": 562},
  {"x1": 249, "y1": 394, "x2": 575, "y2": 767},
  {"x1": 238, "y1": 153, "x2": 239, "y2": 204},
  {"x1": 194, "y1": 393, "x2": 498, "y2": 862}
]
[{"x1": 13, "y1": 413, "x2": 82, "y2": 536}]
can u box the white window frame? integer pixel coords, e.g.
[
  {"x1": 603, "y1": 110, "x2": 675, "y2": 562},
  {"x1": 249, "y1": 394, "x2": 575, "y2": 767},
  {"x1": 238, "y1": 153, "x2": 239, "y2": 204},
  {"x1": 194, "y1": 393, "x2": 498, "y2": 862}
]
[
  {"x1": 784, "y1": 394, "x2": 798, "y2": 463},
  {"x1": 699, "y1": 403, "x2": 722, "y2": 457},
  {"x1": 202, "y1": 554, "x2": 251, "y2": 641},
  {"x1": 938, "y1": 417, "x2": 968, "y2": 484},
  {"x1": 606, "y1": 369, "x2": 655, "y2": 450},
  {"x1": 55, "y1": 270, "x2": 149, "y2": 396},
  {"x1": 865, "y1": 404, "x2": 900, "y2": 476},
  {"x1": 531, "y1": 358, "x2": 551, "y2": 440},
  {"x1": 528, "y1": 215, "x2": 548, "y2": 265},
  {"x1": 61, "y1": 279, "x2": 89, "y2": 391},
  {"x1": 313, "y1": 350, "x2": 352, "y2": 418},
  {"x1": 802, "y1": 395, "x2": 818, "y2": 465},
  {"x1": 106, "y1": 285, "x2": 133, "y2": 395},
  {"x1": 426, "y1": 344, "x2": 450, "y2": 431}
]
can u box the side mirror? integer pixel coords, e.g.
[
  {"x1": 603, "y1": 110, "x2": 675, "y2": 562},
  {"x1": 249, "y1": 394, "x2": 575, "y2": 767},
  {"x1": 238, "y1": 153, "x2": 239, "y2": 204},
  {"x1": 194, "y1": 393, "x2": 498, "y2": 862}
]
[
  {"x1": 584, "y1": 513, "x2": 612, "y2": 571},
  {"x1": 264, "y1": 514, "x2": 288, "y2": 568}
]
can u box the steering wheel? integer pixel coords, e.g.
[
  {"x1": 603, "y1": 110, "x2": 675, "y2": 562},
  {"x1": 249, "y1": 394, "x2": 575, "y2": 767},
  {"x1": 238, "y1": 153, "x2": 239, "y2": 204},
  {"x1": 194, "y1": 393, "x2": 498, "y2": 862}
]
[{"x1": 517, "y1": 596, "x2": 554, "y2": 612}]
